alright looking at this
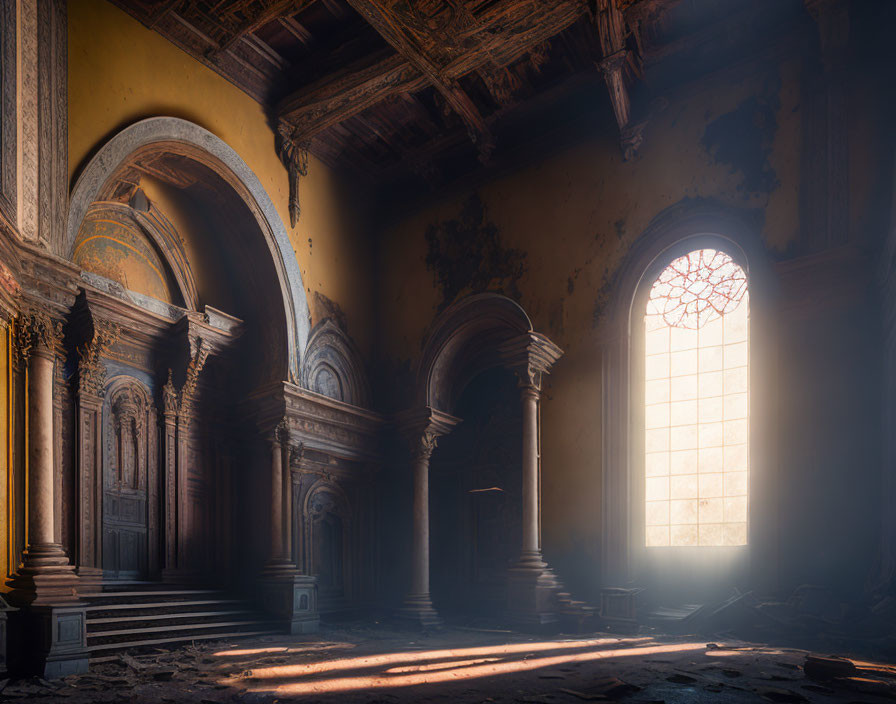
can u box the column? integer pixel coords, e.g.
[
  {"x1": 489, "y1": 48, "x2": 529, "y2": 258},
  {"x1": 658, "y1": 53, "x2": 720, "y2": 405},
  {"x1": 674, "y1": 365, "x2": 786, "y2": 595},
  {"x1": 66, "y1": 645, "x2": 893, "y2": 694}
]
[
  {"x1": 518, "y1": 372, "x2": 544, "y2": 566},
  {"x1": 398, "y1": 431, "x2": 441, "y2": 627},
  {"x1": 411, "y1": 432, "x2": 436, "y2": 598},
  {"x1": 499, "y1": 333, "x2": 563, "y2": 628},
  {"x1": 7, "y1": 310, "x2": 89, "y2": 678},
  {"x1": 396, "y1": 406, "x2": 459, "y2": 629},
  {"x1": 11, "y1": 312, "x2": 75, "y2": 584},
  {"x1": 268, "y1": 426, "x2": 286, "y2": 565},
  {"x1": 258, "y1": 420, "x2": 318, "y2": 634}
]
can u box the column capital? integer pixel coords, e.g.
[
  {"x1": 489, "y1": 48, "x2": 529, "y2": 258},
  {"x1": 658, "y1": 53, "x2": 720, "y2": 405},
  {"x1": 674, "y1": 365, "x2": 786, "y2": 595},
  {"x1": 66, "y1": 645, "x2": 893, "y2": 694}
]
[
  {"x1": 498, "y1": 332, "x2": 563, "y2": 392},
  {"x1": 76, "y1": 319, "x2": 120, "y2": 397},
  {"x1": 13, "y1": 309, "x2": 64, "y2": 368},
  {"x1": 179, "y1": 337, "x2": 212, "y2": 420},
  {"x1": 395, "y1": 406, "x2": 461, "y2": 461}
]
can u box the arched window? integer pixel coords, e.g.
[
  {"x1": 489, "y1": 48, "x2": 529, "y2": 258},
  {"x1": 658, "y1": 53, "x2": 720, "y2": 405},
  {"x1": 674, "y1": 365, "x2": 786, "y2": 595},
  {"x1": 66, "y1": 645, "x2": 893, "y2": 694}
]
[{"x1": 643, "y1": 249, "x2": 749, "y2": 547}]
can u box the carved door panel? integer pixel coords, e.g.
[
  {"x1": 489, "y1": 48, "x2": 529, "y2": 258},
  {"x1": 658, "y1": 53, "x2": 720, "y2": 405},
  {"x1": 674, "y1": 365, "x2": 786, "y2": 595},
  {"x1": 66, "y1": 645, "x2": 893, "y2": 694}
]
[{"x1": 102, "y1": 382, "x2": 152, "y2": 579}]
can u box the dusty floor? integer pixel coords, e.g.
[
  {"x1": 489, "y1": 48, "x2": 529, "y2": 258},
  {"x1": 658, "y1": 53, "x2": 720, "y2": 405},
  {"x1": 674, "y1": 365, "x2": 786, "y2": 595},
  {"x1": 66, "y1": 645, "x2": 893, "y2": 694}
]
[{"x1": 3, "y1": 622, "x2": 896, "y2": 703}]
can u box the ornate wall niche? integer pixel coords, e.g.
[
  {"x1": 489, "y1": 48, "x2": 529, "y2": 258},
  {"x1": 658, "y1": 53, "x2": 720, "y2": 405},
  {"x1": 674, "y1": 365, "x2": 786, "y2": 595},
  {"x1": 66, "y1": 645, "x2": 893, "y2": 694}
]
[
  {"x1": 302, "y1": 320, "x2": 370, "y2": 408},
  {"x1": 101, "y1": 375, "x2": 159, "y2": 579}
]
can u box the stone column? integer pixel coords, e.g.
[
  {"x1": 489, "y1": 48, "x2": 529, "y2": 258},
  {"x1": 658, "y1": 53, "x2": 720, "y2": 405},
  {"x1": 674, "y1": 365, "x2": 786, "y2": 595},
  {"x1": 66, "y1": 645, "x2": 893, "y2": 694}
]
[
  {"x1": 407, "y1": 432, "x2": 437, "y2": 611},
  {"x1": 396, "y1": 407, "x2": 459, "y2": 629},
  {"x1": 267, "y1": 425, "x2": 287, "y2": 565},
  {"x1": 499, "y1": 333, "x2": 564, "y2": 629},
  {"x1": 7, "y1": 310, "x2": 88, "y2": 677},
  {"x1": 258, "y1": 420, "x2": 318, "y2": 634},
  {"x1": 519, "y1": 372, "x2": 544, "y2": 566}
]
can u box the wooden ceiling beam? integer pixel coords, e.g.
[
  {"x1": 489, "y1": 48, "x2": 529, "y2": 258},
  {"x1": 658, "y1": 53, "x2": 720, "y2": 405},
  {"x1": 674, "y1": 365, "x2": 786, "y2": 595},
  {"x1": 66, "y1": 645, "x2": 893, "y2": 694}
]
[
  {"x1": 277, "y1": 52, "x2": 427, "y2": 142},
  {"x1": 204, "y1": 0, "x2": 319, "y2": 56},
  {"x1": 342, "y1": 0, "x2": 495, "y2": 160}
]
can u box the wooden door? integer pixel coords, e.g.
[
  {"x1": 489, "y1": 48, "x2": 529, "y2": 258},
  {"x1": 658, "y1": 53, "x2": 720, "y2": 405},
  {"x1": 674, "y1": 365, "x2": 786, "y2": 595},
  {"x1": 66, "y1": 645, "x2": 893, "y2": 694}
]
[{"x1": 102, "y1": 383, "x2": 150, "y2": 579}]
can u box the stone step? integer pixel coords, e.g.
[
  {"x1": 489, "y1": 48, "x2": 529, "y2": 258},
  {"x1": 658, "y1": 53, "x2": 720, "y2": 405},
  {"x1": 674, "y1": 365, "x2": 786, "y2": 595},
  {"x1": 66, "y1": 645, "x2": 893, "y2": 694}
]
[
  {"x1": 87, "y1": 628, "x2": 282, "y2": 659},
  {"x1": 88, "y1": 610, "x2": 257, "y2": 630},
  {"x1": 85, "y1": 599, "x2": 245, "y2": 619},
  {"x1": 87, "y1": 619, "x2": 279, "y2": 648}
]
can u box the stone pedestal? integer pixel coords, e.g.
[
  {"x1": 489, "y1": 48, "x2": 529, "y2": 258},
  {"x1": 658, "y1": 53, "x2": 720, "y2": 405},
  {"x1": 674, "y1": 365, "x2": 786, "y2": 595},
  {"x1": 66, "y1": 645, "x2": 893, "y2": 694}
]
[
  {"x1": 259, "y1": 565, "x2": 319, "y2": 634},
  {"x1": 506, "y1": 562, "x2": 560, "y2": 630},
  {"x1": 0, "y1": 595, "x2": 16, "y2": 675},
  {"x1": 9, "y1": 604, "x2": 88, "y2": 678}
]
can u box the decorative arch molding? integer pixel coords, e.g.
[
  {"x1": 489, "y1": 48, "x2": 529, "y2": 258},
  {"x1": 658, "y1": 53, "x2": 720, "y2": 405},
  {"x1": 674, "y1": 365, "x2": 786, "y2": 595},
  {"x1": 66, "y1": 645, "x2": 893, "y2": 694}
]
[
  {"x1": 417, "y1": 293, "x2": 534, "y2": 413},
  {"x1": 65, "y1": 117, "x2": 311, "y2": 380},
  {"x1": 597, "y1": 200, "x2": 779, "y2": 588},
  {"x1": 302, "y1": 319, "x2": 370, "y2": 408}
]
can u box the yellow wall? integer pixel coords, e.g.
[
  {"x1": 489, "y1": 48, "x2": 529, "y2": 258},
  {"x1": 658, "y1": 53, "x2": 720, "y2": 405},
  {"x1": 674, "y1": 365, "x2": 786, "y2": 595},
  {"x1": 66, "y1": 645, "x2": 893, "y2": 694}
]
[
  {"x1": 377, "y1": 59, "x2": 804, "y2": 581},
  {"x1": 68, "y1": 0, "x2": 375, "y2": 353}
]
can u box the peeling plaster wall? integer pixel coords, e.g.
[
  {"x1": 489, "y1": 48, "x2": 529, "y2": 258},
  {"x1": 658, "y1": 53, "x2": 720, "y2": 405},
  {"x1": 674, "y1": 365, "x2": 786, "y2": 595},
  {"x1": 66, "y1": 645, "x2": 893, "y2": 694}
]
[
  {"x1": 375, "y1": 55, "x2": 848, "y2": 598},
  {"x1": 67, "y1": 0, "x2": 375, "y2": 354}
]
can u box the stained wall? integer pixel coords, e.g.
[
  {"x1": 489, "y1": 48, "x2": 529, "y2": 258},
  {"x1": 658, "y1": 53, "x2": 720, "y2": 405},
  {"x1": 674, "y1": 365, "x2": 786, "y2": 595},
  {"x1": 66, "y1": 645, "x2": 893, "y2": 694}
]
[
  {"x1": 376, "y1": 48, "x2": 888, "y2": 601},
  {"x1": 67, "y1": 0, "x2": 375, "y2": 354}
]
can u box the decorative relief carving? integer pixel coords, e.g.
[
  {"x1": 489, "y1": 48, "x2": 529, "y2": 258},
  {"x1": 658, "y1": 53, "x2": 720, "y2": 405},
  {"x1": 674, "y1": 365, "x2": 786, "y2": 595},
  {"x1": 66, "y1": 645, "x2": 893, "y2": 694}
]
[
  {"x1": 180, "y1": 337, "x2": 212, "y2": 418},
  {"x1": 77, "y1": 321, "x2": 121, "y2": 397},
  {"x1": 12, "y1": 309, "x2": 63, "y2": 368},
  {"x1": 276, "y1": 128, "x2": 309, "y2": 228},
  {"x1": 412, "y1": 431, "x2": 439, "y2": 463},
  {"x1": 162, "y1": 369, "x2": 178, "y2": 417},
  {"x1": 301, "y1": 319, "x2": 370, "y2": 407}
]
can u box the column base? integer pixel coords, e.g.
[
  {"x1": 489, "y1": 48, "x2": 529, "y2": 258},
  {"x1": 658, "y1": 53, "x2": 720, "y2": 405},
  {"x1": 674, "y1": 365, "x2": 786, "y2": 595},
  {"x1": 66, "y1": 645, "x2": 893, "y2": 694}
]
[
  {"x1": 8, "y1": 604, "x2": 89, "y2": 678},
  {"x1": 506, "y1": 553, "x2": 561, "y2": 630},
  {"x1": 396, "y1": 593, "x2": 442, "y2": 629},
  {"x1": 259, "y1": 563, "x2": 319, "y2": 634},
  {"x1": 6, "y1": 544, "x2": 81, "y2": 606}
]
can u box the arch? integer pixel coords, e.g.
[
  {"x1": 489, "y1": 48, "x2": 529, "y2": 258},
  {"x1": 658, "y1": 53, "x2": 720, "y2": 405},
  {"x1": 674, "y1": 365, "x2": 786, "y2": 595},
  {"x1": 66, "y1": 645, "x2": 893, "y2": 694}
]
[
  {"x1": 302, "y1": 319, "x2": 370, "y2": 407},
  {"x1": 598, "y1": 200, "x2": 777, "y2": 587},
  {"x1": 66, "y1": 117, "x2": 311, "y2": 380},
  {"x1": 418, "y1": 293, "x2": 533, "y2": 413}
]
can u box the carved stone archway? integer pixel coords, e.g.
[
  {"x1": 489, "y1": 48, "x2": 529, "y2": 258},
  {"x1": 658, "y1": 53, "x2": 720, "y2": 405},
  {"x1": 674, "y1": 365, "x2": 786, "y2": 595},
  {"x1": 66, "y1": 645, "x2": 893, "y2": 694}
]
[
  {"x1": 65, "y1": 117, "x2": 311, "y2": 381},
  {"x1": 398, "y1": 293, "x2": 564, "y2": 628}
]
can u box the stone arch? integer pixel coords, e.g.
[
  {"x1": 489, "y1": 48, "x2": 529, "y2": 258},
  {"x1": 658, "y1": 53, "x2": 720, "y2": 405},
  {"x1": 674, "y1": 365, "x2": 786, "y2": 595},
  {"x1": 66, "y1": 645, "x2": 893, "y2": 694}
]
[
  {"x1": 66, "y1": 117, "x2": 310, "y2": 380},
  {"x1": 417, "y1": 293, "x2": 533, "y2": 414},
  {"x1": 302, "y1": 320, "x2": 370, "y2": 407}
]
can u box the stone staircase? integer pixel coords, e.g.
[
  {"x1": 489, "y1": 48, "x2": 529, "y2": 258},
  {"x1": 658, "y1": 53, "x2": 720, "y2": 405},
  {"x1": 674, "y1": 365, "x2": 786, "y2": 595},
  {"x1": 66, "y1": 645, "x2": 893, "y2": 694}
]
[{"x1": 79, "y1": 581, "x2": 281, "y2": 661}]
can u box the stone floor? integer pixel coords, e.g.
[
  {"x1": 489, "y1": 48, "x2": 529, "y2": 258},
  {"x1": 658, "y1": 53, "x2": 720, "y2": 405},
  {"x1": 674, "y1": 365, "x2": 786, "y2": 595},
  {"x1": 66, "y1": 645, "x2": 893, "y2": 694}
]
[{"x1": 3, "y1": 622, "x2": 896, "y2": 703}]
